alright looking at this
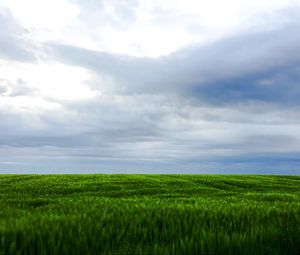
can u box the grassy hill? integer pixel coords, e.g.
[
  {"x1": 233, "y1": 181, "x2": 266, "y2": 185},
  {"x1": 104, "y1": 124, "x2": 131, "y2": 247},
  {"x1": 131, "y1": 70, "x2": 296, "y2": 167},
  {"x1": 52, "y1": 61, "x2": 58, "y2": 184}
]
[{"x1": 0, "y1": 174, "x2": 299, "y2": 254}]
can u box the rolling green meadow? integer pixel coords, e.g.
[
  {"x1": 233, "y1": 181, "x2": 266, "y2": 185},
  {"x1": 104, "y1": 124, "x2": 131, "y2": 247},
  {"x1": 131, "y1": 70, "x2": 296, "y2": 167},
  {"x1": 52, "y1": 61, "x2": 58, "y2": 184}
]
[{"x1": 0, "y1": 174, "x2": 299, "y2": 255}]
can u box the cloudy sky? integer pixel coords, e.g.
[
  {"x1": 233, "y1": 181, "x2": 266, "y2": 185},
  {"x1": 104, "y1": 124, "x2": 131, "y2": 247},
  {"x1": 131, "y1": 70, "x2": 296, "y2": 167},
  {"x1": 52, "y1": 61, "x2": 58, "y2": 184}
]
[{"x1": 0, "y1": 0, "x2": 300, "y2": 173}]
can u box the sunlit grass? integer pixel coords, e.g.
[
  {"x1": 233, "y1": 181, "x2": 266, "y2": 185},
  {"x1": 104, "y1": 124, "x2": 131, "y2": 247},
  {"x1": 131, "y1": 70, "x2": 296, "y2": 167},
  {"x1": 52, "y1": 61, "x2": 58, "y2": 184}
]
[{"x1": 0, "y1": 174, "x2": 299, "y2": 254}]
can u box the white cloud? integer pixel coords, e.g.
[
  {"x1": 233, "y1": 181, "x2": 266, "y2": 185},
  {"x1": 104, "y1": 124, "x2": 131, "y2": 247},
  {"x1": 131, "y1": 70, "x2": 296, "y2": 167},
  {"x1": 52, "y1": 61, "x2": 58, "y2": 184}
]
[
  {"x1": 2, "y1": 0, "x2": 298, "y2": 57},
  {"x1": 1, "y1": 0, "x2": 79, "y2": 31},
  {"x1": 0, "y1": 59, "x2": 96, "y2": 100}
]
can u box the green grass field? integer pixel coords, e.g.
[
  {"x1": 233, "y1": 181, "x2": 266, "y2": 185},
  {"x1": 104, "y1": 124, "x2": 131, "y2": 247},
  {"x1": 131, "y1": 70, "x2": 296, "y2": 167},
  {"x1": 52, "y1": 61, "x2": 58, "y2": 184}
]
[{"x1": 0, "y1": 174, "x2": 299, "y2": 255}]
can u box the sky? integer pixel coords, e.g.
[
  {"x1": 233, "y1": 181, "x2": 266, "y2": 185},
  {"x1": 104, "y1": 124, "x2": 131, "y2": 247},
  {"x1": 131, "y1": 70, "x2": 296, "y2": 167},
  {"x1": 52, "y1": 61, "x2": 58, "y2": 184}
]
[{"x1": 0, "y1": 0, "x2": 300, "y2": 174}]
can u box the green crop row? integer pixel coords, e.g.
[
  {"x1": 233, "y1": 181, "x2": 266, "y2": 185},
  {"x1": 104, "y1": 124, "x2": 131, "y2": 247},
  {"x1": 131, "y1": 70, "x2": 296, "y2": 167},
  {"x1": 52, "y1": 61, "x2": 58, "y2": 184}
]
[{"x1": 0, "y1": 174, "x2": 299, "y2": 254}]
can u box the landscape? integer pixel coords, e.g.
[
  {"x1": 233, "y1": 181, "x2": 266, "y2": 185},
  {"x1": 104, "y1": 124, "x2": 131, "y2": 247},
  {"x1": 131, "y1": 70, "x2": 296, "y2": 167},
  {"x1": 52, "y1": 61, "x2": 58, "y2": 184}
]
[
  {"x1": 0, "y1": 174, "x2": 299, "y2": 254},
  {"x1": 1, "y1": 0, "x2": 300, "y2": 254}
]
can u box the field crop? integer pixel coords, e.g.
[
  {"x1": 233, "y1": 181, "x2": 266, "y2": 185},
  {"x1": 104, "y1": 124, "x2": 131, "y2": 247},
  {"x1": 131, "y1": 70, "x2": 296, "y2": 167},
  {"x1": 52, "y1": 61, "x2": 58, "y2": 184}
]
[{"x1": 0, "y1": 174, "x2": 299, "y2": 255}]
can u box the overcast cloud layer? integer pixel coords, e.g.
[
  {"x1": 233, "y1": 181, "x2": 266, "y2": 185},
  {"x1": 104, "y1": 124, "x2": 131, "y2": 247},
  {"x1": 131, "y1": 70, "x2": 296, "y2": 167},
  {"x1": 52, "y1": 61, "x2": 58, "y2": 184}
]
[{"x1": 0, "y1": 0, "x2": 300, "y2": 173}]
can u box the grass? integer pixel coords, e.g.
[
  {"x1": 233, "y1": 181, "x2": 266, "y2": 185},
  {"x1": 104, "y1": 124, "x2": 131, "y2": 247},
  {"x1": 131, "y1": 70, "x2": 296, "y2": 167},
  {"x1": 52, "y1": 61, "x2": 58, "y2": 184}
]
[{"x1": 0, "y1": 174, "x2": 299, "y2": 255}]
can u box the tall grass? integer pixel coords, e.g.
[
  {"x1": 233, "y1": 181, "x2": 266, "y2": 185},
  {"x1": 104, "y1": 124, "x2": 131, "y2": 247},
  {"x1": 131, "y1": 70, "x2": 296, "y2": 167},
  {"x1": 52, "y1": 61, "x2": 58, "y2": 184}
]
[{"x1": 0, "y1": 174, "x2": 299, "y2": 254}]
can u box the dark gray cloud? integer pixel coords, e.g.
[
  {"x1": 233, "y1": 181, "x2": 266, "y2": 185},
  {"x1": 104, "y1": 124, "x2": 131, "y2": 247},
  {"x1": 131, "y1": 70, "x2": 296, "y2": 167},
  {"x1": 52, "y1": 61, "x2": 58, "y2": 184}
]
[
  {"x1": 48, "y1": 18, "x2": 300, "y2": 104},
  {"x1": 189, "y1": 65, "x2": 300, "y2": 105}
]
